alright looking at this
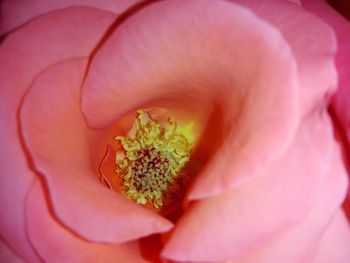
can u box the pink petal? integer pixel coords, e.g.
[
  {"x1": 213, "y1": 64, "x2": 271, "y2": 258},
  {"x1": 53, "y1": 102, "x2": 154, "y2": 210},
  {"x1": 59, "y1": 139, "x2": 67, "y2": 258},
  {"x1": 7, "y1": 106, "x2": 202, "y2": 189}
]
[
  {"x1": 26, "y1": 180, "x2": 149, "y2": 262},
  {"x1": 288, "y1": 0, "x2": 301, "y2": 6},
  {"x1": 232, "y1": 0, "x2": 337, "y2": 113},
  {"x1": 0, "y1": 7, "x2": 115, "y2": 260},
  {"x1": 190, "y1": 0, "x2": 338, "y2": 199},
  {"x1": 82, "y1": 0, "x2": 299, "y2": 197},
  {"x1": 162, "y1": 112, "x2": 336, "y2": 262},
  {"x1": 20, "y1": 58, "x2": 173, "y2": 243},
  {"x1": 236, "y1": 148, "x2": 349, "y2": 263},
  {"x1": 312, "y1": 210, "x2": 350, "y2": 263},
  {"x1": 189, "y1": 0, "x2": 337, "y2": 199},
  {"x1": 301, "y1": 0, "x2": 350, "y2": 164},
  {"x1": 0, "y1": 238, "x2": 25, "y2": 263},
  {"x1": 0, "y1": 0, "x2": 140, "y2": 35}
]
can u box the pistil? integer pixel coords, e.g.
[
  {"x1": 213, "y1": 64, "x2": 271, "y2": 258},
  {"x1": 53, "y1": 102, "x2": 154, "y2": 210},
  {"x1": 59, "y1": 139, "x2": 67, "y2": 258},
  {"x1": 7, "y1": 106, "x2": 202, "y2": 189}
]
[{"x1": 115, "y1": 110, "x2": 191, "y2": 208}]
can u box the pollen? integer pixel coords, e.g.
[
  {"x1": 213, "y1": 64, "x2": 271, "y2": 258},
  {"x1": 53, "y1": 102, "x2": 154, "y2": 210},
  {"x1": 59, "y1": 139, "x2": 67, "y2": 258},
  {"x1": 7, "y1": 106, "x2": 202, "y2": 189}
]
[{"x1": 115, "y1": 110, "x2": 191, "y2": 208}]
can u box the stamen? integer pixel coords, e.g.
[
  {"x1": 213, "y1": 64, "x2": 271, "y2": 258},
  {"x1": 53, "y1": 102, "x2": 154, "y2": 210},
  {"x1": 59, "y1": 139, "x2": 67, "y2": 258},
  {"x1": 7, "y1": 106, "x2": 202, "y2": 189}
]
[{"x1": 115, "y1": 110, "x2": 191, "y2": 208}]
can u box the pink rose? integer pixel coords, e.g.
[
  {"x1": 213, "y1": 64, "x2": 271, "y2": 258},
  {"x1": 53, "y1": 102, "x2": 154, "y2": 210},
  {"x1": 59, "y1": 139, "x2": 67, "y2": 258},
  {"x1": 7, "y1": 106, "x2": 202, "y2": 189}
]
[{"x1": 1, "y1": 0, "x2": 349, "y2": 262}]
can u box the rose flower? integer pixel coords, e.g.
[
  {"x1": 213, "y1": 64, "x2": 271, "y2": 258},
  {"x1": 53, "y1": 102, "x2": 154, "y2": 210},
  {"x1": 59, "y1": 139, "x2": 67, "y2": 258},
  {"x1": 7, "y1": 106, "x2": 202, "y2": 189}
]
[{"x1": 0, "y1": 0, "x2": 349, "y2": 262}]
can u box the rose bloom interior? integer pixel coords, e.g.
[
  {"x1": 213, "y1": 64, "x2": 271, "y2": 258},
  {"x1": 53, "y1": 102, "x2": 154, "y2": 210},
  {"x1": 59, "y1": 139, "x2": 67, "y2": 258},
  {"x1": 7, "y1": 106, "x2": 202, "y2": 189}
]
[{"x1": 0, "y1": 0, "x2": 350, "y2": 263}]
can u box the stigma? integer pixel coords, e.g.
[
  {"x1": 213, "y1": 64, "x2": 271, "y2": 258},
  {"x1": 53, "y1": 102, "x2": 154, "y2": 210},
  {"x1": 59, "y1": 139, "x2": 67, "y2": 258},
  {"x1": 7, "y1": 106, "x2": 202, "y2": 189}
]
[{"x1": 115, "y1": 110, "x2": 191, "y2": 208}]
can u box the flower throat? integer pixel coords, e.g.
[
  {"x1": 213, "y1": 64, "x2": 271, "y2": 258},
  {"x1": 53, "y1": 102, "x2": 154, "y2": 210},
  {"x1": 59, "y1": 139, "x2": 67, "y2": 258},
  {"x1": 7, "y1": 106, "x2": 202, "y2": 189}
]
[{"x1": 115, "y1": 110, "x2": 191, "y2": 208}]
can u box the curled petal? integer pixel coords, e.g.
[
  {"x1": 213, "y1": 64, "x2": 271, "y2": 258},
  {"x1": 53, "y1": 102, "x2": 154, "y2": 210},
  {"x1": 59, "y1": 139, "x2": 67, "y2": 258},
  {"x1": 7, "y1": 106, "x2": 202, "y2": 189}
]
[
  {"x1": 162, "y1": 112, "x2": 336, "y2": 262},
  {"x1": 236, "y1": 147, "x2": 349, "y2": 263},
  {"x1": 0, "y1": 7, "x2": 115, "y2": 260},
  {"x1": 20, "y1": 58, "x2": 173, "y2": 243},
  {"x1": 27, "y1": 180, "x2": 149, "y2": 263},
  {"x1": 232, "y1": 0, "x2": 337, "y2": 114},
  {"x1": 301, "y1": 0, "x2": 350, "y2": 160},
  {"x1": 0, "y1": 0, "x2": 140, "y2": 35},
  {"x1": 82, "y1": 0, "x2": 299, "y2": 197}
]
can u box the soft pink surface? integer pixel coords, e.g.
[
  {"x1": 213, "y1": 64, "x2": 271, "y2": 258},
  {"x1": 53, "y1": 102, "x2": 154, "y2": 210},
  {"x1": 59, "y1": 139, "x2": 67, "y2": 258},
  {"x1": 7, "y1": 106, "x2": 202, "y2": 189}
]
[
  {"x1": 233, "y1": 0, "x2": 337, "y2": 113},
  {"x1": 156, "y1": 0, "x2": 343, "y2": 261},
  {"x1": 0, "y1": 238, "x2": 25, "y2": 263},
  {"x1": 302, "y1": 0, "x2": 350, "y2": 149},
  {"x1": 1, "y1": 0, "x2": 348, "y2": 262},
  {"x1": 21, "y1": 58, "x2": 172, "y2": 243},
  {"x1": 288, "y1": 0, "x2": 301, "y2": 5},
  {"x1": 162, "y1": 112, "x2": 338, "y2": 261},
  {"x1": 0, "y1": 6, "x2": 114, "y2": 261},
  {"x1": 0, "y1": 0, "x2": 140, "y2": 35},
  {"x1": 26, "y1": 180, "x2": 148, "y2": 263},
  {"x1": 188, "y1": 0, "x2": 337, "y2": 199},
  {"x1": 82, "y1": 0, "x2": 299, "y2": 198},
  {"x1": 301, "y1": 0, "x2": 350, "y2": 216},
  {"x1": 312, "y1": 209, "x2": 350, "y2": 263},
  {"x1": 237, "y1": 147, "x2": 349, "y2": 263},
  {"x1": 79, "y1": 1, "x2": 345, "y2": 260}
]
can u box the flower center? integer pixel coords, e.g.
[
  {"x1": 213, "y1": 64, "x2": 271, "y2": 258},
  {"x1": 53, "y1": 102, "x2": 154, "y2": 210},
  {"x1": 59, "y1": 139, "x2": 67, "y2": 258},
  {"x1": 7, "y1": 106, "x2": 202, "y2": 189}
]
[{"x1": 115, "y1": 110, "x2": 191, "y2": 208}]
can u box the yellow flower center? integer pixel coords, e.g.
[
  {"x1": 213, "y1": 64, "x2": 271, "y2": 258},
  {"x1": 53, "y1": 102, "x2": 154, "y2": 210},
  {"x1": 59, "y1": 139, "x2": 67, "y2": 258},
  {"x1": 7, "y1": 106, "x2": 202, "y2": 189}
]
[{"x1": 115, "y1": 110, "x2": 191, "y2": 208}]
